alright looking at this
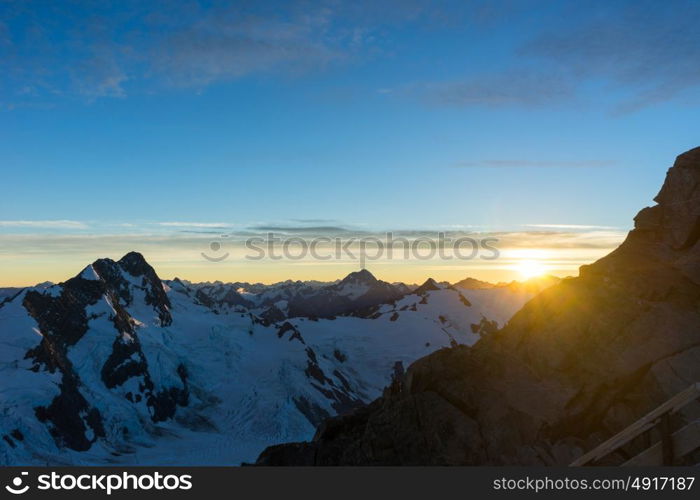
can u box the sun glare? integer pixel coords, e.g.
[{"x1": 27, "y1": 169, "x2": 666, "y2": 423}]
[{"x1": 516, "y1": 260, "x2": 546, "y2": 280}]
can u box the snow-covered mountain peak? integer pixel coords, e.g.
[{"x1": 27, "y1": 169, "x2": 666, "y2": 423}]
[{"x1": 87, "y1": 253, "x2": 172, "y2": 327}]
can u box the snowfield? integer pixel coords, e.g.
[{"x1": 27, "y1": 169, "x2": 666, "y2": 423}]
[{"x1": 0, "y1": 253, "x2": 548, "y2": 465}]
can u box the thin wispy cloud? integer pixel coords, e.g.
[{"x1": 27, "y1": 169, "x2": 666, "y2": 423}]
[
  {"x1": 289, "y1": 218, "x2": 339, "y2": 224},
  {"x1": 416, "y1": 0, "x2": 700, "y2": 112},
  {"x1": 522, "y1": 0, "x2": 700, "y2": 113},
  {"x1": 0, "y1": 226, "x2": 628, "y2": 285},
  {"x1": 453, "y1": 160, "x2": 615, "y2": 168},
  {"x1": 158, "y1": 222, "x2": 232, "y2": 228},
  {"x1": 0, "y1": 220, "x2": 89, "y2": 229},
  {"x1": 524, "y1": 224, "x2": 621, "y2": 230},
  {"x1": 248, "y1": 226, "x2": 351, "y2": 234},
  {"x1": 4, "y1": 0, "x2": 698, "y2": 113},
  {"x1": 0, "y1": 0, "x2": 436, "y2": 102},
  {"x1": 427, "y1": 69, "x2": 575, "y2": 108},
  {"x1": 151, "y1": 10, "x2": 341, "y2": 88},
  {"x1": 492, "y1": 230, "x2": 627, "y2": 250},
  {"x1": 1, "y1": 1, "x2": 340, "y2": 100},
  {"x1": 0, "y1": 227, "x2": 627, "y2": 253}
]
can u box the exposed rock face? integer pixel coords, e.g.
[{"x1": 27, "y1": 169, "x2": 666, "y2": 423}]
[
  {"x1": 22, "y1": 252, "x2": 188, "y2": 452},
  {"x1": 256, "y1": 146, "x2": 700, "y2": 466},
  {"x1": 259, "y1": 304, "x2": 287, "y2": 325},
  {"x1": 193, "y1": 285, "x2": 253, "y2": 311},
  {"x1": 413, "y1": 278, "x2": 441, "y2": 295}
]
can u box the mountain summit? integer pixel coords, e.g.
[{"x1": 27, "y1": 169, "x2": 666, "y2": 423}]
[
  {"x1": 413, "y1": 278, "x2": 441, "y2": 295},
  {"x1": 339, "y1": 269, "x2": 378, "y2": 286}
]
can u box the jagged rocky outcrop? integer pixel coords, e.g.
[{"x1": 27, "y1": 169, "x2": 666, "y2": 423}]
[
  {"x1": 257, "y1": 146, "x2": 700, "y2": 466},
  {"x1": 21, "y1": 252, "x2": 188, "y2": 452},
  {"x1": 259, "y1": 304, "x2": 287, "y2": 325},
  {"x1": 413, "y1": 278, "x2": 442, "y2": 295}
]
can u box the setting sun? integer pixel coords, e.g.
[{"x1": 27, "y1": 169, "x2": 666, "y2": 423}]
[
  {"x1": 516, "y1": 259, "x2": 547, "y2": 279},
  {"x1": 506, "y1": 249, "x2": 551, "y2": 280}
]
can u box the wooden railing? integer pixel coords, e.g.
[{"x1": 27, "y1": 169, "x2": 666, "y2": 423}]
[{"x1": 571, "y1": 383, "x2": 700, "y2": 466}]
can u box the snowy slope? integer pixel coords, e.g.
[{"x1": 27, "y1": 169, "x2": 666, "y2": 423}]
[{"x1": 0, "y1": 253, "x2": 536, "y2": 466}]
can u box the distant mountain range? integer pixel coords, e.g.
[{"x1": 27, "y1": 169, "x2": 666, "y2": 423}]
[{"x1": 0, "y1": 255, "x2": 553, "y2": 465}]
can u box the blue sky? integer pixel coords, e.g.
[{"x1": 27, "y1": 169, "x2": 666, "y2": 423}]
[{"x1": 1, "y1": 0, "x2": 700, "y2": 285}]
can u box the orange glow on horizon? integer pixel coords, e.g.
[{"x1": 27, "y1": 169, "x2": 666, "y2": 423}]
[{"x1": 0, "y1": 233, "x2": 625, "y2": 287}]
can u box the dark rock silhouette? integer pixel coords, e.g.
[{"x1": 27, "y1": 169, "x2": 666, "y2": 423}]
[{"x1": 413, "y1": 278, "x2": 441, "y2": 295}]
